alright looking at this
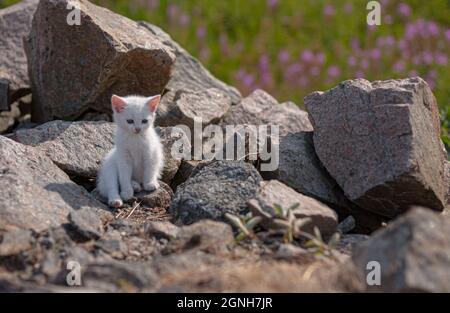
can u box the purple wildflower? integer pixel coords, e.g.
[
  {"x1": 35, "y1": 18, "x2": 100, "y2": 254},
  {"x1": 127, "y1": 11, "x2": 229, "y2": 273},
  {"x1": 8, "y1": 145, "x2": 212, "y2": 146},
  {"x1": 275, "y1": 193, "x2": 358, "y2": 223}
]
[
  {"x1": 267, "y1": 0, "x2": 278, "y2": 9},
  {"x1": 323, "y1": 4, "x2": 335, "y2": 16},
  {"x1": 196, "y1": 26, "x2": 206, "y2": 39},
  {"x1": 301, "y1": 50, "x2": 314, "y2": 63},
  {"x1": 278, "y1": 50, "x2": 290, "y2": 63},
  {"x1": 327, "y1": 65, "x2": 341, "y2": 78},
  {"x1": 397, "y1": 3, "x2": 412, "y2": 17}
]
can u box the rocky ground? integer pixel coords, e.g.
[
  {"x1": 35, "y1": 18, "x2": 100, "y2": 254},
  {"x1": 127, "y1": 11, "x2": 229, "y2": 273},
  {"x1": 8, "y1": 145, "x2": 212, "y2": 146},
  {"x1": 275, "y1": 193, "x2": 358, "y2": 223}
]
[{"x1": 1, "y1": 0, "x2": 450, "y2": 293}]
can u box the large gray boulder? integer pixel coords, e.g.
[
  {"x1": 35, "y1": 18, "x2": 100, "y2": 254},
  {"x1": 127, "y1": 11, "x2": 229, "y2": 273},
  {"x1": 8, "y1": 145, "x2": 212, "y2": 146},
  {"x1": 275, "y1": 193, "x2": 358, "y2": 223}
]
[
  {"x1": 261, "y1": 131, "x2": 384, "y2": 233},
  {"x1": 0, "y1": 0, "x2": 37, "y2": 111},
  {"x1": 221, "y1": 89, "x2": 312, "y2": 134},
  {"x1": 13, "y1": 120, "x2": 114, "y2": 177},
  {"x1": 138, "y1": 22, "x2": 241, "y2": 104},
  {"x1": 170, "y1": 161, "x2": 262, "y2": 225},
  {"x1": 25, "y1": 0, "x2": 175, "y2": 122},
  {"x1": 0, "y1": 136, "x2": 110, "y2": 232},
  {"x1": 12, "y1": 121, "x2": 189, "y2": 183},
  {"x1": 352, "y1": 207, "x2": 450, "y2": 292},
  {"x1": 305, "y1": 77, "x2": 446, "y2": 218}
]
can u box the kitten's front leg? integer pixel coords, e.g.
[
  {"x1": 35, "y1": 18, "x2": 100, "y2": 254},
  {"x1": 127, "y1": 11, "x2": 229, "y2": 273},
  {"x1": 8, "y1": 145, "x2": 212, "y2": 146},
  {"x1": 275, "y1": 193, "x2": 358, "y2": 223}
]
[
  {"x1": 118, "y1": 158, "x2": 134, "y2": 201},
  {"x1": 142, "y1": 156, "x2": 160, "y2": 192}
]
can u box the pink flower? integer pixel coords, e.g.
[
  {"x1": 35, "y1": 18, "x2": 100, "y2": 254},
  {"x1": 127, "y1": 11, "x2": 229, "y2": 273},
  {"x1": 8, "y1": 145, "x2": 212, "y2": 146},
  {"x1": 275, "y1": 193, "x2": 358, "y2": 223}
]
[
  {"x1": 301, "y1": 50, "x2": 314, "y2": 63},
  {"x1": 315, "y1": 52, "x2": 326, "y2": 64},
  {"x1": 397, "y1": 3, "x2": 412, "y2": 17},
  {"x1": 327, "y1": 65, "x2": 341, "y2": 77},
  {"x1": 347, "y1": 56, "x2": 357, "y2": 66},
  {"x1": 423, "y1": 51, "x2": 434, "y2": 65},
  {"x1": 310, "y1": 66, "x2": 320, "y2": 77},
  {"x1": 370, "y1": 49, "x2": 381, "y2": 59},
  {"x1": 384, "y1": 15, "x2": 393, "y2": 25},
  {"x1": 360, "y1": 59, "x2": 369, "y2": 69},
  {"x1": 343, "y1": 3, "x2": 353, "y2": 14},
  {"x1": 355, "y1": 71, "x2": 365, "y2": 78},
  {"x1": 278, "y1": 50, "x2": 290, "y2": 63},
  {"x1": 323, "y1": 4, "x2": 335, "y2": 16},
  {"x1": 427, "y1": 21, "x2": 439, "y2": 36},
  {"x1": 393, "y1": 60, "x2": 405, "y2": 73},
  {"x1": 196, "y1": 26, "x2": 206, "y2": 39},
  {"x1": 446, "y1": 29, "x2": 450, "y2": 41},
  {"x1": 267, "y1": 0, "x2": 278, "y2": 9},
  {"x1": 435, "y1": 53, "x2": 448, "y2": 65},
  {"x1": 179, "y1": 13, "x2": 190, "y2": 26}
]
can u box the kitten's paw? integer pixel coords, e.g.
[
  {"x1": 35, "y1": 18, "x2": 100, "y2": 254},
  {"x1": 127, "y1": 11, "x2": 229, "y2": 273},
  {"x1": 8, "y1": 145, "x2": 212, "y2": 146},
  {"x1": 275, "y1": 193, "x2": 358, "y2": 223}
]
[
  {"x1": 108, "y1": 198, "x2": 123, "y2": 208},
  {"x1": 120, "y1": 188, "x2": 134, "y2": 201},
  {"x1": 143, "y1": 181, "x2": 159, "y2": 191},
  {"x1": 131, "y1": 180, "x2": 142, "y2": 192}
]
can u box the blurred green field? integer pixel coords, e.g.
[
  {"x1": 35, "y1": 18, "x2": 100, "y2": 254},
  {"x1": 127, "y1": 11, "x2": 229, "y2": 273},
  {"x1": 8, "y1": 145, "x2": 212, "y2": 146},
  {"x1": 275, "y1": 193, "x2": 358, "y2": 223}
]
[{"x1": 2, "y1": 0, "x2": 450, "y2": 144}]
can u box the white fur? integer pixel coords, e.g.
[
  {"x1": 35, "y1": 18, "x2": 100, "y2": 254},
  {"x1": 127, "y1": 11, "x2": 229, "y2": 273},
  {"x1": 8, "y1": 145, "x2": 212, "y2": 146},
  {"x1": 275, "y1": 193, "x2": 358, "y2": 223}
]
[{"x1": 97, "y1": 95, "x2": 164, "y2": 208}]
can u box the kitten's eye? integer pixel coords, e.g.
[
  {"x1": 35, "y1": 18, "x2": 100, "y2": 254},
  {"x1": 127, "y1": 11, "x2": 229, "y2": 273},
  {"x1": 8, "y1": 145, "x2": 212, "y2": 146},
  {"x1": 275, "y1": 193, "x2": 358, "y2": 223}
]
[
  {"x1": 126, "y1": 119, "x2": 134, "y2": 124},
  {"x1": 142, "y1": 119, "x2": 148, "y2": 124}
]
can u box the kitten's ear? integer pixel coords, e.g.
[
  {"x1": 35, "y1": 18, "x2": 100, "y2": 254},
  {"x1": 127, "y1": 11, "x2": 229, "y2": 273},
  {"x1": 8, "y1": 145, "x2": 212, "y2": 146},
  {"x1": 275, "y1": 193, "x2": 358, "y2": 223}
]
[
  {"x1": 111, "y1": 95, "x2": 126, "y2": 113},
  {"x1": 147, "y1": 95, "x2": 161, "y2": 113}
]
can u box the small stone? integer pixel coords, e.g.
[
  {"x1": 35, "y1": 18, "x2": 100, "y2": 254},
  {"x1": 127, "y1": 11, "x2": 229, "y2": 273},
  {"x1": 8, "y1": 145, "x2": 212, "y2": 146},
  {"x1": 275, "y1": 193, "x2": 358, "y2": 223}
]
[
  {"x1": 68, "y1": 208, "x2": 105, "y2": 240},
  {"x1": 248, "y1": 180, "x2": 338, "y2": 236},
  {"x1": 0, "y1": 229, "x2": 33, "y2": 256},
  {"x1": 144, "y1": 221, "x2": 180, "y2": 240}
]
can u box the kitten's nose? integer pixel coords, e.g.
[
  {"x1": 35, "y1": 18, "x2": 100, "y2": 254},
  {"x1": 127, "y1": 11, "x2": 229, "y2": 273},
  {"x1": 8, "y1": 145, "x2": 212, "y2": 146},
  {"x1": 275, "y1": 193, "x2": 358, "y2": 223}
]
[{"x1": 134, "y1": 128, "x2": 141, "y2": 134}]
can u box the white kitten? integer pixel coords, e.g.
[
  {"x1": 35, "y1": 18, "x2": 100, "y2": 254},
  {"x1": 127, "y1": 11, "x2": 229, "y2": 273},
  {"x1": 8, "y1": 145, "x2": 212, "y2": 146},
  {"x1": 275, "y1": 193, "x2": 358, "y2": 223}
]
[{"x1": 97, "y1": 94, "x2": 164, "y2": 208}]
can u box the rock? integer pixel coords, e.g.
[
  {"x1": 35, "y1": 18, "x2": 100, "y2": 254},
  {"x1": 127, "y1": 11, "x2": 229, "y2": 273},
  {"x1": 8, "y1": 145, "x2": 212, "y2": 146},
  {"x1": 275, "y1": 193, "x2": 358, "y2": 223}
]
[
  {"x1": 25, "y1": 0, "x2": 175, "y2": 122},
  {"x1": 445, "y1": 161, "x2": 450, "y2": 209},
  {"x1": 0, "y1": 229, "x2": 33, "y2": 256},
  {"x1": 248, "y1": 180, "x2": 338, "y2": 236},
  {"x1": 170, "y1": 161, "x2": 262, "y2": 225},
  {"x1": 275, "y1": 244, "x2": 308, "y2": 259},
  {"x1": 335, "y1": 234, "x2": 369, "y2": 255},
  {"x1": 0, "y1": 136, "x2": 110, "y2": 232},
  {"x1": 221, "y1": 89, "x2": 312, "y2": 134},
  {"x1": 170, "y1": 160, "x2": 210, "y2": 190},
  {"x1": 0, "y1": 0, "x2": 37, "y2": 111},
  {"x1": 82, "y1": 261, "x2": 156, "y2": 292},
  {"x1": 135, "y1": 182, "x2": 173, "y2": 209},
  {"x1": 68, "y1": 208, "x2": 104, "y2": 240},
  {"x1": 0, "y1": 80, "x2": 8, "y2": 112},
  {"x1": 351, "y1": 207, "x2": 450, "y2": 292},
  {"x1": 305, "y1": 78, "x2": 446, "y2": 217},
  {"x1": 164, "y1": 220, "x2": 233, "y2": 255},
  {"x1": 156, "y1": 88, "x2": 232, "y2": 130},
  {"x1": 0, "y1": 101, "x2": 20, "y2": 133},
  {"x1": 144, "y1": 221, "x2": 180, "y2": 240},
  {"x1": 13, "y1": 120, "x2": 114, "y2": 178},
  {"x1": 263, "y1": 131, "x2": 345, "y2": 206},
  {"x1": 261, "y1": 131, "x2": 383, "y2": 233},
  {"x1": 138, "y1": 22, "x2": 241, "y2": 103},
  {"x1": 12, "y1": 121, "x2": 188, "y2": 183}
]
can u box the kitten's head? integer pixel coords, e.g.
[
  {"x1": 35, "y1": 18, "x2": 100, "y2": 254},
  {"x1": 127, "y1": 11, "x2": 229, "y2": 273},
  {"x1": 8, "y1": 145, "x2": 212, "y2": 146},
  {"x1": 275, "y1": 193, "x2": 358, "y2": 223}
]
[{"x1": 111, "y1": 94, "x2": 160, "y2": 134}]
